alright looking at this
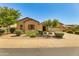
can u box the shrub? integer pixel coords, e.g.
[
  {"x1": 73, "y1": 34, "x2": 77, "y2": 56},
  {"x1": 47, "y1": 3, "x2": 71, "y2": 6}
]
[
  {"x1": 0, "y1": 29, "x2": 5, "y2": 35},
  {"x1": 54, "y1": 31, "x2": 64, "y2": 38},
  {"x1": 75, "y1": 31, "x2": 79, "y2": 35},
  {"x1": 15, "y1": 29, "x2": 23, "y2": 36},
  {"x1": 63, "y1": 30, "x2": 66, "y2": 32},
  {"x1": 37, "y1": 30, "x2": 43, "y2": 36},
  {"x1": 67, "y1": 30, "x2": 73, "y2": 34},
  {"x1": 10, "y1": 27, "x2": 16, "y2": 33},
  {"x1": 26, "y1": 30, "x2": 39, "y2": 37}
]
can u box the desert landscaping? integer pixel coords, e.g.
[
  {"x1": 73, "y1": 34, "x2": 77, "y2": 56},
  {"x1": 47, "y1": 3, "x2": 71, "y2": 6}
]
[
  {"x1": 0, "y1": 33, "x2": 79, "y2": 48},
  {"x1": 0, "y1": 6, "x2": 79, "y2": 49},
  {"x1": 1, "y1": 3, "x2": 79, "y2": 56}
]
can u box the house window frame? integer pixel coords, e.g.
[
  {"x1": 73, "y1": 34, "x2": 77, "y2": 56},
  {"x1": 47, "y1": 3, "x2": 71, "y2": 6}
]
[
  {"x1": 28, "y1": 24, "x2": 35, "y2": 30},
  {"x1": 20, "y1": 24, "x2": 23, "y2": 30}
]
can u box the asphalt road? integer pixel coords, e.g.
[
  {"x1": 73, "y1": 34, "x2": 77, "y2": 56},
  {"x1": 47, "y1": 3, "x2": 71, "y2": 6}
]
[{"x1": 0, "y1": 47, "x2": 79, "y2": 56}]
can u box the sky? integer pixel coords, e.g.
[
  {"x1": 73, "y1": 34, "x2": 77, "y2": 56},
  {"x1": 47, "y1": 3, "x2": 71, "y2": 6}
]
[{"x1": 0, "y1": 3, "x2": 79, "y2": 24}]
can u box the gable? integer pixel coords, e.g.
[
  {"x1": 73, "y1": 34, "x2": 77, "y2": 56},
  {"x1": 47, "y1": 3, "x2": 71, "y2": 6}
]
[
  {"x1": 24, "y1": 19, "x2": 40, "y2": 25},
  {"x1": 19, "y1": 17, "x2": 40, "y2": 24}
]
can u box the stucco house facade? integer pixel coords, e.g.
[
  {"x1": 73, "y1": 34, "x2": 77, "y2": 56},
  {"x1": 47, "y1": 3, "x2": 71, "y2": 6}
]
[{"x1": 17, "y1": 17, "x2": 43, "y2": 31}]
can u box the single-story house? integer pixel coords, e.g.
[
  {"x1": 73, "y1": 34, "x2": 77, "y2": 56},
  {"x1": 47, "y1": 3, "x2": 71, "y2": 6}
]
[
  {"x1": 17, "y1": 17, "x2": 66, "y2": 32},
  {"x1": 17, "y1": 17, "x2": 44, "y2": 31}
]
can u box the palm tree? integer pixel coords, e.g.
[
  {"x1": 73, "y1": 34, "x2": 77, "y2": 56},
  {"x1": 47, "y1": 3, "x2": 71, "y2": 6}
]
[
  {"x1": 42, "y1": 19, "x2": 52, "y2": 31},
  {"x1": 42, "y1": 19, "x2": 61, "y2": 32},
  {"x1": 52, "y1": 19, "x2": 60, "y2": 28}
]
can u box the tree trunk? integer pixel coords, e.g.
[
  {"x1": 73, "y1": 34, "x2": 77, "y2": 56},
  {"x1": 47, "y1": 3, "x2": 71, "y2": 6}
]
[{"x1": 6, "y1": 25, "x2": 10, "y2": 34}]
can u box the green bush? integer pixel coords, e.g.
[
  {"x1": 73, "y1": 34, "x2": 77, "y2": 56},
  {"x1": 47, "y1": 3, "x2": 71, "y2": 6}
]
[
  {"x1": 75, "y1": 31, "x2": 79, "y2": 35},
  {"x1": 37, "y1": 30, "x2": 43, "y2": 36},
  {"x1": 15, "y1": 29, "x2": 23, "y2": 36},
  {"x1": 67, "y1": 30, "x2": 73, "y2": 34},
  {"x1": 0, "y1": 29, "x2": 5, "y2": 35},
  {"x1": 10, "y1": 27, "x2": 16, "y2": 33},
  {"x1": 26, "y1": 30, "x2": 39, "y2": 37},
  {"x1": 63, "y1": 30, "x2": 66, "y2": 32},
  {"x1": 54, "y1": 31, "x2": 64, "y2": 38}
]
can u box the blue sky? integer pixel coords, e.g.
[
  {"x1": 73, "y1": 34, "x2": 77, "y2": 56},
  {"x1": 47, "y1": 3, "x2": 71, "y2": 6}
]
[{"x1": 0, "y1": 3, "x2": 79, "y2": 24}]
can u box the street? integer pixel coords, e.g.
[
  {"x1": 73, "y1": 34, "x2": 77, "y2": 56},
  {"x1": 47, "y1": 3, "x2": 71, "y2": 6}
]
[{"x1": 0, "y1": 47, "x2": 79, "y2": 56}]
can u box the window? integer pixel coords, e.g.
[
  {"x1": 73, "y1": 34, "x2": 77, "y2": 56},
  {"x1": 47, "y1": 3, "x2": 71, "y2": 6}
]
[
  {"x1": 20, "y1": 25, "x2": 23, "y2": 30},
  {"x1": 28, "y1": 24, "x2": 35, "y2": 30},
  {"x1": 0, "y1": 26, "x2": 1, "y2": 28},
  {"x1": 20, "y1": 25, "x2": 23, "y2": 27}
]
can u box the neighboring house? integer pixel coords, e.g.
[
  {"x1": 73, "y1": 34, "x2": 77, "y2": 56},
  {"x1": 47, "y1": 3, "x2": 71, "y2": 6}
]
[
  {"x1": 0, "y1": 24, "x2": 17, "y2": 29},
  {"x1": 10, "y1": 24, "x2": 17, "y2": 28},
  {"x1": 17, "y1": 17, "x2": 43, "y2": 31},
  {"x1": 52, "y1": 23, "x2": 66, "y2": 31},
  {"x1": 59, "y1": 23, "x2": 66, "y2": 31}
]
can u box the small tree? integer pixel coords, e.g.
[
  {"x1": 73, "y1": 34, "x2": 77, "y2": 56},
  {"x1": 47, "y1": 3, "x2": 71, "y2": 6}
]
[{"x1": 0, "y1": 7, "x2": 21, "y2": 33}]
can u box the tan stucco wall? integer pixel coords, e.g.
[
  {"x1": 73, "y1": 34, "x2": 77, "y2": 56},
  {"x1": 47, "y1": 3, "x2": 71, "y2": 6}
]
[
  {"x1": 10, "y1": 24, "x2": 17, "y2": 28},
  {"x1": 17, "y1": 19, "x2": 43, "y2": 31}
]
